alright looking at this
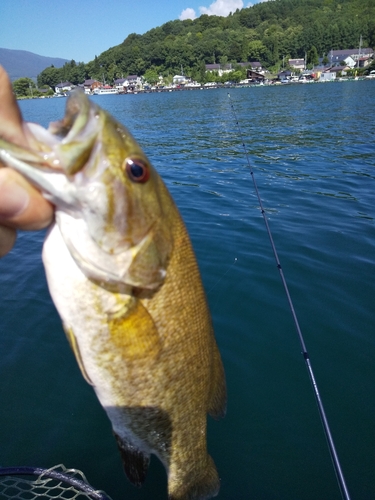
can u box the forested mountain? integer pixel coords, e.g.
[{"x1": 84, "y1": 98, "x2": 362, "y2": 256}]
[
  {"x1": 38, "y1": 0, "x2": 374, "y2": 87},
  {"x1": 0, "y1": 48, "x2": 68, "y2": 81}
]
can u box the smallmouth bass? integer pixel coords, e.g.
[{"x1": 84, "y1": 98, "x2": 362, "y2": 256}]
[{"x1": 0, "y1": 90, "x2": 226, "y2": 500}]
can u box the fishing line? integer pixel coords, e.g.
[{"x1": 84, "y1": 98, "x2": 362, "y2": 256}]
[
  {"x1": 207, "y1": 257, "x2": 238, "y2": 294},
  {"x1": 227, "y1": 92, "x2": 351, "y2": 500}
]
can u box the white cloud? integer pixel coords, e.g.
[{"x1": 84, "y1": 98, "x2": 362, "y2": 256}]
[
  {"x1": 179, "y1": 0, "x2": 270, "y2": 21},
  {"x1": 179, "y1": 8, "x2": 197, "y2": 20},
  {"x1": 245, "y1": 0, "x2": 272, "y2": 5},
  {"x1": 199, "y1": 0, "x2": 244, "y2": 16}
]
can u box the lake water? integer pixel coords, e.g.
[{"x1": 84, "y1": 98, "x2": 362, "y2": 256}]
[{"x1": 0, "y1": 81, "x2": 374, "y2": 500}]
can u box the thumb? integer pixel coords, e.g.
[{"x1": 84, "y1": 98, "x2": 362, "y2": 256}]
[{"x1": 0, "y1": 168, "x2": 53, "y2": 230}]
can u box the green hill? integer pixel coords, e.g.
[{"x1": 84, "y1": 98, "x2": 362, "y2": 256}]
[{"x1": 37, "y1": 0, "x2": 375, "y2": 86}]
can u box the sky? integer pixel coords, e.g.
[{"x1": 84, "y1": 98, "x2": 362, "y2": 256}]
[{"x1": 0, "y1": 0, "x2": 265, "y2": 64}]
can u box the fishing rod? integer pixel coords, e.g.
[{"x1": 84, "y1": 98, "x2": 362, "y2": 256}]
[{"x1": 227, "y1": 92, "x2": 351, "y2": 500}]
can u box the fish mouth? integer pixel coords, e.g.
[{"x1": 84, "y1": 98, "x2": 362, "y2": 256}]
[
  {"x1": 0, "y1": 90, "x2": 99, "y2": 210},
  {"x1": 0, "y1": 147, "x2": 78, "y2": 211}
]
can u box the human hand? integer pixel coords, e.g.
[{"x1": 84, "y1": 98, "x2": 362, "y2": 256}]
[{"x1": 0, "y1": 66, "x2": 54, "y2": 257}]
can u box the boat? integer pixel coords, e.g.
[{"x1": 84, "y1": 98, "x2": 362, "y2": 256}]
[{"x1": 93, "y1": 88, "x2": 119, "y2": 95}]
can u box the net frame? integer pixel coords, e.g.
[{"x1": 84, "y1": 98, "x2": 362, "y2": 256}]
[{"x1": 0, "y1": 464, "x2": 113, "y2": 500}]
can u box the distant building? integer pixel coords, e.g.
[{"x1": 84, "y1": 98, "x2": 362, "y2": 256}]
[
  {"x1": 172, "y1": 75, "x2": 192, "y2": 85},
  {"x1": 248, "y1": 61, "x2": 263, "y2": 72},
  {"x1": 320, "y1": 72, "x2": 336, "y2": 82},
  {"x1": 114, "y1": 75, "x2": 142, "y2": 90},
  {"x1": 328, "y1": 48, "x2": 374, "y2": 64},
  {"x1": 55, "y1": 81, "x2": 74, "y2": 94},
  {"x1": 114, "y1": 78, "x2": 127, "y2": 91},
  {"x1": 328, "y1": 65, "x2": 349, "y2": 75},
  {"x1": 278, "y1": 70, "x2": 292, "y2": 80},
  {"x1": 38, "y1": 87, "x2": 51, "y2": 95},
  {"x1": 83, "y1": 79, "x2": 101, "y2": 94},
  {"x1": 343, "y1": 56, "x2": 356, "y2": 68},
  {"x1": 246, "y1": 69, "x2": 265, "y2": 82},
  {"x1": 126, "y1": 75, "x2": 142, "y2": 88},
  {"x1": 358, "y1": 56, "x2": 371, "y2": 68},
  {"x1": 205, "y1": 62, "x2": 262, "y2": 76},
  {"x1": 205, "y1": 64, "x2": 221, "y2": 72},
  {"x1": 288, "y1": 58, "x2": 305, "y2": 70},
  {"x1": 205, "y1": 63, "x2": 233, "y2": 76},
  {"x1": 236, "y1": 62, "x2": 251, "y2": 69}
]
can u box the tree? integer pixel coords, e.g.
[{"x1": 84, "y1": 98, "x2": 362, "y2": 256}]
[
  {"x1": 263, "y1": 25, "x2": 284, "y2": 65},
  {"x1": 37, "y1": 66, "x2": 62, "y2": 87},
  {"x1": 39, "y1": 85, "x2": 54, "y2": 96},
  {"x1": 307, "y1": 46, "x2": 319, "y2": 67},
  {"x1": 143, "y1": 68, "x2": 159, "y2": 85},
  {"x1": 246, "y1": 40, "x2": 267, "y2": 61},
  {"x1": 225, "y1": 69, "x2": 244, "y2": 83},
  {"x1": 68, "y1": 62, "x2": 88, "y2": 84},
  {"x1": 13, "y1": 78, "x2": 36, "y2": 97},
  {"x1": 106, "y1": 63, "x2": 120, "y2": 83}
]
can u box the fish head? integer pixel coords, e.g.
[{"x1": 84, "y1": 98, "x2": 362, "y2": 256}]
[{"x1": 0, "y1": 91, "x2": 174, "y2": 293}]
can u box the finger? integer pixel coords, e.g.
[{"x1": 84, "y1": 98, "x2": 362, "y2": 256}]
[
  {"x1": 0, "y1": 65, "x2": 28, "y2": 148},
  {"x1": 0, "y1": 225, "x2": 17, "y2": 257},
  {"x1": 0, "y1": 168, "x2": 54, "y2": 230}
]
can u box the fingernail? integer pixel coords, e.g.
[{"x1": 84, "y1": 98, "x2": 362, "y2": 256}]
[{"x1": 0, "y1": 174, "x2": 30, "y2": 218}]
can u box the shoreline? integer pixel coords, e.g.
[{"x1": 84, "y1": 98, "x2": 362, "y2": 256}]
[{"x1": 17, "y1": 76, "x2": 374, "y2": 100}]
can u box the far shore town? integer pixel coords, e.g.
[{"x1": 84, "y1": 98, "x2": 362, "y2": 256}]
[{"x1": 47, "y1": 48, "x2": 375, "y2": 98}]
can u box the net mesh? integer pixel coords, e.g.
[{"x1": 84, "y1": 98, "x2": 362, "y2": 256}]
[{"x1": 0, "y1": 464, "x2": 112, "y2": 500}]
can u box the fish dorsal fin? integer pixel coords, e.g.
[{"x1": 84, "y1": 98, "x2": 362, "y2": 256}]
[
  {"x1": 114, "y1": 433, "x2": 150, "y2": 487},
  {"x1": 63, "y1": 324, "x2": 93, "y2": 386}
]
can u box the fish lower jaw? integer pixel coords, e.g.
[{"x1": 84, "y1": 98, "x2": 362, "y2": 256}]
[{"x1": 56, "y1": 211, "x2": 165, "y2": 293}]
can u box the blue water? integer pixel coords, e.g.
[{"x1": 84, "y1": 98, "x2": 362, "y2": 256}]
[{"x1": 1, "y1": 81, "x2": 374, "y2": 500}]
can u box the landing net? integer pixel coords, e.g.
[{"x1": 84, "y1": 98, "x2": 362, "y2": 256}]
[{"x1": 0, "y1": 464, "x2": 112, "y2": 500}]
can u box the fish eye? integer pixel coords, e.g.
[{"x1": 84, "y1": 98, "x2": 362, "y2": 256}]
[{"x1": 124, "y1": 158, "x2": 150, "y2": 183}]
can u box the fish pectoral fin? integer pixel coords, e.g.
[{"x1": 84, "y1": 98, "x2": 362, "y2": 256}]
[
  {"x1": 108, "y1": 299, "x2": 162, "y2": 362},
  {"x1": 208, "y1": 343, "x2": 227, "y2": 420},
  {"x1": 114, "y1": 433, "x2": 150, "y2": 488},
  {"x1": 63, "y1": 324, "x2": 93, "y2": 386}
]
